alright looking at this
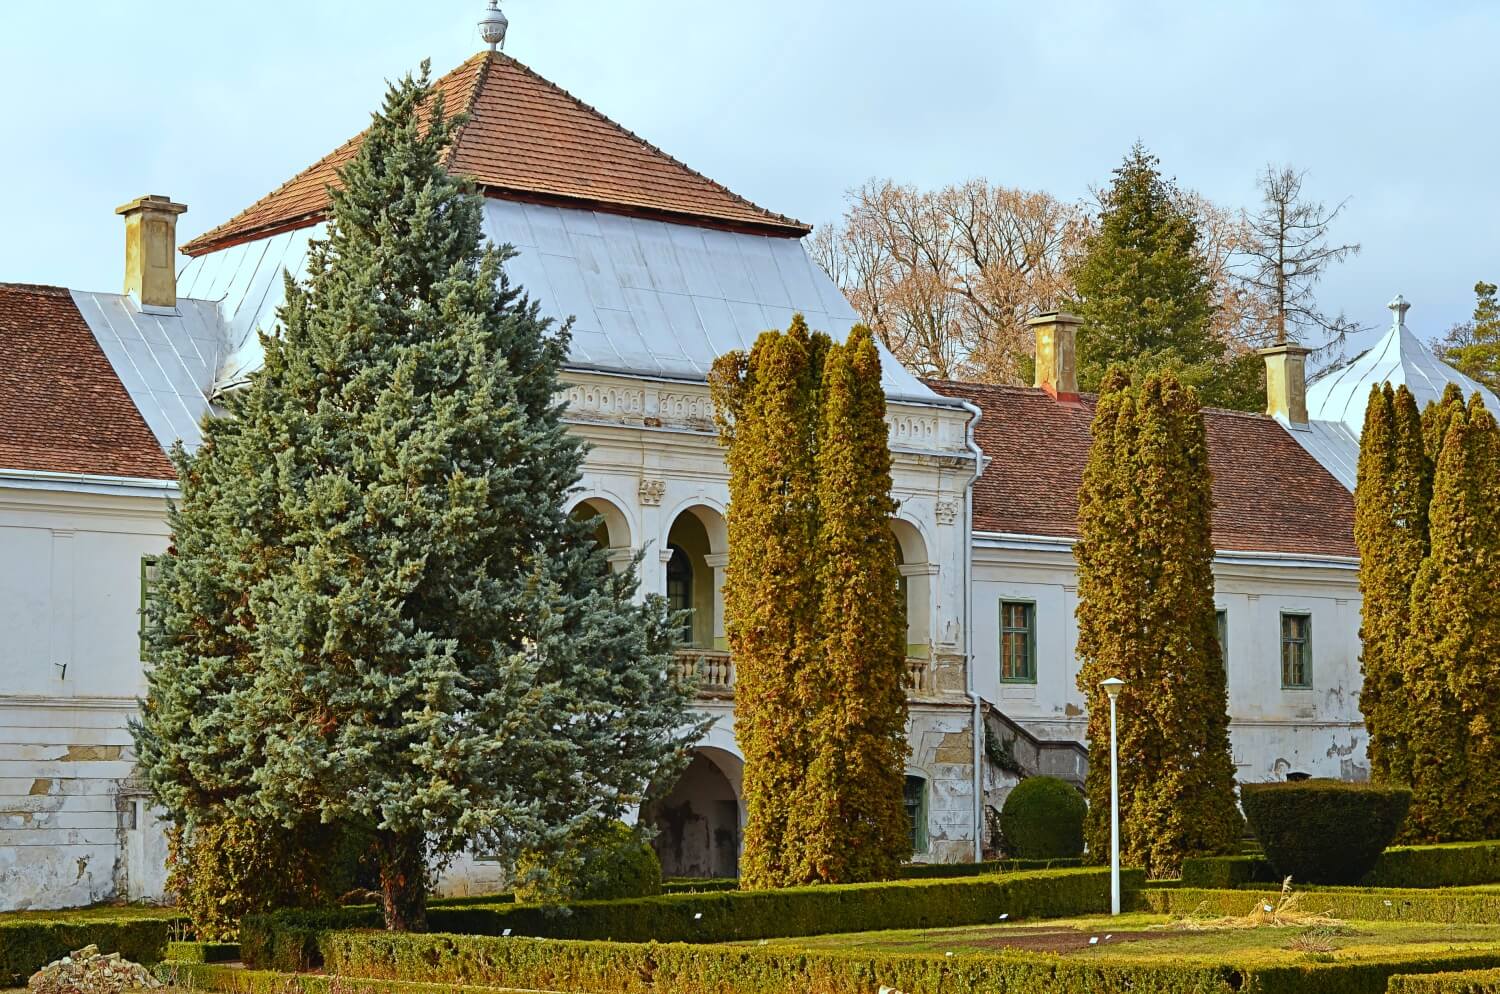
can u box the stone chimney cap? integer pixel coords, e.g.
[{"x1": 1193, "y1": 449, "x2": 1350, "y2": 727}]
[
  {"x1": 115, "y1": 195, "x2": 187, "y2": 217},
  {"x1": 1026, "y1": 311, "x2": 1083, "y2": 328}
]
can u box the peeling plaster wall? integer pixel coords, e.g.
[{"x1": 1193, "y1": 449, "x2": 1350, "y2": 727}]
[
  {"x1": 0, "y1": 485, "x2": 171, "y2": 911},
  {"x1": 971, "y1": 539, "x2": 1366, "y2": 785}
]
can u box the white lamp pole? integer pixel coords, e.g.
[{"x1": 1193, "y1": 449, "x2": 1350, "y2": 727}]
[{"x1": 1100, "y1": 677, "x2": 1126, "y2": 915}]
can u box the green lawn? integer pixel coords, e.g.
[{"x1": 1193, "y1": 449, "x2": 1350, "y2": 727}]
[
  {"x1": 0, "y1": 904, "x2": 177, "y2": 924},
  {"x1": 753, "y1": 912, "x2": 1500, "y2": 965}
]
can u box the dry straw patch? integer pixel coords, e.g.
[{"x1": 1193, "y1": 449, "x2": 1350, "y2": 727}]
[{"x1": 1160, "y1": 877, "x2": 1343, "y2": 931}]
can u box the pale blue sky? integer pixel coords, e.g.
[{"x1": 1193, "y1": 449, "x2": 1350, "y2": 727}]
[{"x1": 3, "y1": 1, "x2": 1495, "y2": 353}]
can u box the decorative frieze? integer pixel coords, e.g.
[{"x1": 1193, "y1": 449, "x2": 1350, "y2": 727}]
[
  {"x1": 562, "y1": 382, "x2": 646, "y2": 420},
  {"x1": 657, "y1": 391, "x2": 715, "y2": 427},
  {"x1": 638, "y1": 478, "x2": 667, "y2": 506},
  {"x1": 887, "y1": 413, "x2": 940, "y2": 448}
]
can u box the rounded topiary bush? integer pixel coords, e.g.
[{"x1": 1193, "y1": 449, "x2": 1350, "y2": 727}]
[
  {"x1": 1000, "y1": 776, "x2": 1086, "y2": 859},
  {"x1": 1241, "y1": 779, "x2": 1411, "y2": 884},
  {"x1": 515, "y1": 820, "x2": 662, "y2": 904}
]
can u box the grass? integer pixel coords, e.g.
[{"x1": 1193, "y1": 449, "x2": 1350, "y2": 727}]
[{"x1": 751, "y1": 912, "x2": 1500, "y2": 965}]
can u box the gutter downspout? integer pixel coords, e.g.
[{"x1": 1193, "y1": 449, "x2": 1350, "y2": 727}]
[{"x1": 958, "y1": 398, "x2": 986, "y2": 862}]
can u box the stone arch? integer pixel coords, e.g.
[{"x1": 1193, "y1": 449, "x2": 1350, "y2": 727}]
[
  {"x1": 645, "y1": 746, "x2": 744, "y2": 879},
  {"x1": 891, "y1": 517, "x2": 934, "y2": 659},
  {"x1": 567, "y1": 494, "x2": 634, "y2": 572},
  {"x1": 664, "y1": 503, "x2": 728, "y2": 650}
]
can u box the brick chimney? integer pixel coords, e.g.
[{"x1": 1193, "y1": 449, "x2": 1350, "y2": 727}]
[
  {"x1": 1258, "y1": 342, "x2": 1311, "y2": 428},
  {"x1": 116, "y1": 195, "x2": 187, "y2": 310},
  {"x1": 1028, "y1": 311, "x2": 1081, "y2": 403}
]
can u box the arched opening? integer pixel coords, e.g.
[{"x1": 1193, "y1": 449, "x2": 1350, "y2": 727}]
[
  {"x1": 665, "y1": 505, "x2": 727, "y2": 651},
  {"x1": 644, "y1": 747, "x2": 744, "y2": 878},
  {"x1": 890, "y1": 519, "x2": 933, "y2": 660},
  {"x1": 569, "y1": 496, "x2": 632, "y2": 573}
]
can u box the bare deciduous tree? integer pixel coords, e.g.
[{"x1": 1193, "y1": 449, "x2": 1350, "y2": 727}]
[
  {"x1": 1237, "y1": 165, "x2": 1362, "y2": 350},
  {"x1": 812, "y1": 179, "x2": 1083, "y2": 383}
]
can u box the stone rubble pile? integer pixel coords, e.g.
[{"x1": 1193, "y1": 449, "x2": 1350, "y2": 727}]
[{"x1": 27, "y1": 945, "x2": 163, "y2": 994}]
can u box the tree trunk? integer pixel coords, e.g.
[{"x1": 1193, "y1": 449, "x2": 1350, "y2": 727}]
[{"x1": 376, "y1": 829, "x2": 428, "y2": 932}]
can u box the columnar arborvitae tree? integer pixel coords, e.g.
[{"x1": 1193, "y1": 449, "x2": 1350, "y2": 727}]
[
  {"x1": 134, "y1": 64, "x2": 700, "y2": 931},
  {"x1": 711, "y1": 317, "x2": 826, "y2": 888},
  {"x1": 1402, "y1": 393, "x2": 1500, "y2": 841},
  {"x1": 793, "y1": 326, "x2": 909, "y2": 883},
  {"x1": 1355, "y1": 384, "x2": 1430, "y2": 788},
  {"x1": 1075, "y1": 367, "x2": 1241, "y2": 878},
  {"x1": 1070, "y1": 144, "x2": 1261, "y2": 411},
  {"x1": 711, "y1": 319, "x2": 907, "y2": 888}
]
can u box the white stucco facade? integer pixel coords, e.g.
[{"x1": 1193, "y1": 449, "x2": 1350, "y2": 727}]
[{"x1": 0, "y1": 475, "x2": 172, "y2": 909}]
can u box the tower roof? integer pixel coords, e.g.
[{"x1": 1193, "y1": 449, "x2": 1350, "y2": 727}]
[
  {"x1": 181, "y1": 52, "x2": 809, "y2": 256},
  {"x1": 1307, "y1": 294, "x2": 1500, "y2": 436}
]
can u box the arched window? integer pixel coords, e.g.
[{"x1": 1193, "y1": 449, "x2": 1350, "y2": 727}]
[
  {"x1": 666, "y1": 544, "x2": 694, "y2": 645},
  {"x1": 904, "y1": 774, "x2": 929, "y2": 854}
]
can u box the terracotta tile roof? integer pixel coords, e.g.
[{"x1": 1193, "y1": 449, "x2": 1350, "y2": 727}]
[
  {"x1": 182, "y1": 52, "x2": 808, "y2": 255},
  {"x1": 0, "y1": 284, "x2": 175, "y2": 480},
  {"x1": 930, "y1": 380, "x2": 1356, "y2": 559}
]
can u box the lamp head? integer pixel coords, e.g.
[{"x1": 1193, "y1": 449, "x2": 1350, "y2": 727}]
[{"x1": 1100, "y1": 677, "x2": 1125, "y2": 700}]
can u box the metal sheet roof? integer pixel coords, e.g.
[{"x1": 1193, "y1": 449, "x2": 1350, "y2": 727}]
[
  {"x1": 175, "y1": 198, "x2": 943, "y2": 404},
  {"x1": 1307, "y1": 300, "x2": 1500, "y2": 437},
  {"x1": 68, "y1": 291, "x2": 229, "y2": 453},
  {"x1": 1284, "y1": 419, "x2": 1359, "y2": 492}
]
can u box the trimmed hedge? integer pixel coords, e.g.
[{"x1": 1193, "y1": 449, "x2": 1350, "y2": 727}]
[
  {"x1": 1389, "y1": 968, "x2": 1500, "y2": 993},
  {"x1": 243, "y1": 867, "x2": 1142, "y2": 971},
  {"x1": 160, "y1": 963, "x2": 548, "y2": 994},
  {"x1": 661, "y1": 878, "x2": 739, "y2": 893},
  {"x1": 1181, "y1": 854, "x2": 1279, "y2": 889},
  {"x1": 321, "y1": 930, "x2": 1500, "y2": 994},
  {"x1": 1242, "y1": 780, "x2": 1411, "y2": 885},
  {"x1": 898, "y1": 857, "x2": 1084, "y2": 879},
  {"x1": 165, "y1": 941, "x2": 241, "y2": 963},
  {"x1": 1141, "y1": 886, "x2": 1500, "y2": 924},
  {"x1": 0, "y1": 915, "x2": 180, "y2": 986},
  {"x1": 1001, "y1": 776, "x2": 1087, "y2": 859},
  {"x1": 1180, "y1": 840, "x2": 1500, "y2": 891}
]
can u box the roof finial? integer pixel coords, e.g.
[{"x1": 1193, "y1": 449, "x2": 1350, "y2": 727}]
[
  {"x1": 1388, "y1": 294, "x2": 1411, "y2": 329},
  {"x1": 479, "y1": 0, "x2": 508, "y2": 52}
]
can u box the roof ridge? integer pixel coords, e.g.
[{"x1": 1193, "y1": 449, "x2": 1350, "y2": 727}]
[
  {"x1": 490, "y1": 53, "x2": 807, "y2": 232},
  {"x1": 441, "y1": 51, "x2": 494, "y2": 171},
  {"x1": 0, "y1": 282, "x2": 72, "y2": 296}
]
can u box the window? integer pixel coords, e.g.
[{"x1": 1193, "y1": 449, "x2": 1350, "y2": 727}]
[
  {"x1": 139, "y1": 555, "x2": 160, "y2": 660},
  {"x1": 665, "y1": 544, "x2": 694, "y2": 645},
  {"x1": 1281, "y1": 613, "x2": 1312, "y2": 688},
  {"x1": 904, "y1": 775, "x2": 929, "y2": 853},
  {"x1": 1215, "y1": 609, "x2": 1228, "y2": 666},
  {"x1": 999, "y1": 601, "x2": 1036, "y2": 683}
]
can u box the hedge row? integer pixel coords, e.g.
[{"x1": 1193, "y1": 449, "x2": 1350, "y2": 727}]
[
  {"x1": 897, "y1": 857, "x2": 1084, "y2": 879},
  {"x1": 165, "y1": 941, "x2": 241, "y2": 963},
  {"x1": 1181, "y1": 840, "x2": 1500, "y2": 890},
  {"x1": 1142, "y1": 886, "x2": 1500, "y2": 924},
  {"x1": 1389, "y1": 968, "x2": 1500, "y2": 993},
  {"x1": 0, "y1": 915, "x2": 180, "y2": 986},
  {"x1": 243, "y1": 867, "x2": 1142, "y2": 971},
  {"x1": 160, "y1": 963, "x2": 548, "y2": 994},
  {"x1": 313, "y1": 930, "x2": 1500, "y2": 994}
]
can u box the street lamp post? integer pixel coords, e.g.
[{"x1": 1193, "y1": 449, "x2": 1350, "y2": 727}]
[{"x1": 1100, "y1": 677, "x2": 1126, "y2": 915}]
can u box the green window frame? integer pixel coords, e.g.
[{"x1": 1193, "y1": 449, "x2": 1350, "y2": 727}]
[
  {"x1": 999, "y1": 600, "x2": 1036, "y2": 683},
  {"x1": 139, "y1": 555, "x2": 160, "y2": 660},
  {"x1": 1281, "y1": 612, "x2": 1312, "y2": 689},
  {"x1": 904, "y1": 774, "x2": 929, "y2": 854}
]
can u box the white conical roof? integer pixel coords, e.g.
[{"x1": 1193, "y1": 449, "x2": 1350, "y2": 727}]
[{"x1": 1307, "y1": 295, "x2": 1500, "y2": 436}]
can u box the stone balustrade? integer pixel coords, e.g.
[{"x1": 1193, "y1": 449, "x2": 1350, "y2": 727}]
[{"x1": 674, "y1": 649, "x2": 965, "y2": 702}]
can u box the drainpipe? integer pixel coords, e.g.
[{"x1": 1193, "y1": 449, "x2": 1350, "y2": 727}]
[{"x1": 958, "y1": 398, "x2": 986, "y2": 863}]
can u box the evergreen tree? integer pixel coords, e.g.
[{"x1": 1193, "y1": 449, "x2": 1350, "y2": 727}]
[
  {"x1": 1075, "y1": 367, "x2": 1241, "y2": 878},
  {"x1": 793, "y1": 326, "x2": 909, "y2": 883},
  {"x1": 134, "y1": 64, "x2": 700, "y2": 930},
  {"x1": 1437, "y1": 282, "x2": 1500, "y2": 390},
  {"x1": 1355, "y1": 384, "x2": 1430, "y2": 788},
  {"x1": 711, "y1": 320, "x2": 907, "y2": 887},
  {"x1": 711, "y1": 318, "x2": 826, "y2": 888},
  {"x1": 1402, "y1": 393, "x2": 1500, "y2": 841},
  {"x1": 1070, "y1": 144, "x2": 1261, "y2": 411}
]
